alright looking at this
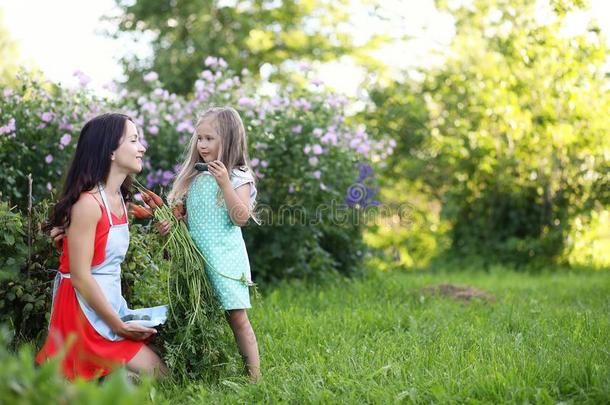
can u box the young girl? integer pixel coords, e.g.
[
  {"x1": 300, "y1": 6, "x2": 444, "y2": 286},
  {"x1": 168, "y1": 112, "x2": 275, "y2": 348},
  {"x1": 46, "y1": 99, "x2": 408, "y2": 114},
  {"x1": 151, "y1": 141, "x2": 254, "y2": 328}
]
[
  {"x1": 37, "y1": 113, "x2": 168, "y2": 380},
  {"x1": 168, "y1": 106, "x2": 261, "y2": 382}
]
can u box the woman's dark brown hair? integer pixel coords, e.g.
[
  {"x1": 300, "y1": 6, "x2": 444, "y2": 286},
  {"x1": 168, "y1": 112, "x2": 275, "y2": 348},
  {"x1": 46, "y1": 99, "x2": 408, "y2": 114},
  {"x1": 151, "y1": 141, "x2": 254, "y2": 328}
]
[{"x1": 45, "y1": 113, "x2": 135, "y2": 231}]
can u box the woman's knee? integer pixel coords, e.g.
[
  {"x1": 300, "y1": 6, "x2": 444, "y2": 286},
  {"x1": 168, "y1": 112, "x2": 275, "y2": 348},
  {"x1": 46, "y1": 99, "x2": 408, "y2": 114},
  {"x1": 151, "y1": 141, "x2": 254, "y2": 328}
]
[{"x1": 127, "y1": 345, "x2": 167, "y2": 376}]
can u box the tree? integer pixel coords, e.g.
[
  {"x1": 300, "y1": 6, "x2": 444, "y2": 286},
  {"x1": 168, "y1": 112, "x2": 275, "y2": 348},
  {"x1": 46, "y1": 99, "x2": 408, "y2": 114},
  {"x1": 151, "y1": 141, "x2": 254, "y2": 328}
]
[
  {"x1": 0, "y1": 11, "x2": 20, "y2": 86},
  {"x1": 363, "y1": 0, "x2": 610, "y2": 264},
  {"x1": 109, "y1": 0, "x2": 384, "y2": 94}
]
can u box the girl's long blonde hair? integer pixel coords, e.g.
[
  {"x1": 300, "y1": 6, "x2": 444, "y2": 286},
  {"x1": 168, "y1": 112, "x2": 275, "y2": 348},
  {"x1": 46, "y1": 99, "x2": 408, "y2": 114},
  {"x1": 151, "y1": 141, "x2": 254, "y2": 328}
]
[{"x1": 168, "y1": 106, "x2": 255, "y2": 206}]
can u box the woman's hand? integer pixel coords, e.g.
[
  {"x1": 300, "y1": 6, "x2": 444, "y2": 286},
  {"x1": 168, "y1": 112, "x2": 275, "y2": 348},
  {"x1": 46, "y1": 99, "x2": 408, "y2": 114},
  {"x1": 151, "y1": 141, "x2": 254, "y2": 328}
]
[
  {"x1": 155, "y1": 220, "x2": 171, "y2": 236},
  {"x1": 50, "y1": 226, "x2": 66, "y2": 249},
  {"x1": 208, "y1": 160, "x2": 231, "y2": 188},
  {"x1": 116, "y1": 322, "x2": 157, "y2": 341}
]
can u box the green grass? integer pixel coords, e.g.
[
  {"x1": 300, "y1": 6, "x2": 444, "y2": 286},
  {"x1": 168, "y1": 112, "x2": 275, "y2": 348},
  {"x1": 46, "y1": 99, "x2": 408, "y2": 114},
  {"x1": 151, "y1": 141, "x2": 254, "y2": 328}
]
[{"x1": 155, "y1": 268, "x2": 609, "y2": 403}]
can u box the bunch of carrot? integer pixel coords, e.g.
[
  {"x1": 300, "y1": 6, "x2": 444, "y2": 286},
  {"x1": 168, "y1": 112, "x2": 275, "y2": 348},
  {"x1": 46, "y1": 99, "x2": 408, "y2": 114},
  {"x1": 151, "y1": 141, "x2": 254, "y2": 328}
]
[{"x1": 130, "y1": 180, "x2": 231, "y2": 381}]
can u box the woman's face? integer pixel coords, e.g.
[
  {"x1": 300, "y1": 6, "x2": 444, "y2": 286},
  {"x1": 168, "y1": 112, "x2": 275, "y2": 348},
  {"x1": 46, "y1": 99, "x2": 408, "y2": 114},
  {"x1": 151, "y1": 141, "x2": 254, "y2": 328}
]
[
  {"x1": 196, "y1": 120, "x2": 221, "y2": 162},
  {"x1": 113, "y1": 120, "x2": 146, "y2": 173}
]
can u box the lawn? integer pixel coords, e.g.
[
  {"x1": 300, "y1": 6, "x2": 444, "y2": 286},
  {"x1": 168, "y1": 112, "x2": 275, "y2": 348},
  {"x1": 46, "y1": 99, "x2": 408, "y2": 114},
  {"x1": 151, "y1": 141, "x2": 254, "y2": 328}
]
[{"x1": 154, "y1": 267, "x2": 610, "y2": 404}]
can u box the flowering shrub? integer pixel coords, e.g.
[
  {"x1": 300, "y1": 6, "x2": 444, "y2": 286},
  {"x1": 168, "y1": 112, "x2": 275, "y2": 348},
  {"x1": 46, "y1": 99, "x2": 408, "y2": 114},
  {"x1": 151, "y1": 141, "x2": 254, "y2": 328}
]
[
  {"x1": 0, "y1": 60, "x2": 394, "y2": 280},
  {"x1": 0, "y1": 73, "x2": 108, "y2": 206}
]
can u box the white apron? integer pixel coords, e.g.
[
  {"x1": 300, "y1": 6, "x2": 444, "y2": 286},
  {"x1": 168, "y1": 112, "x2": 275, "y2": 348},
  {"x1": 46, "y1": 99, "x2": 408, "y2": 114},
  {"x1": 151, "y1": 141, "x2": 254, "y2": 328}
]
[{"x1": 52, "y1": 185, "x2": 167, "y2": 341}]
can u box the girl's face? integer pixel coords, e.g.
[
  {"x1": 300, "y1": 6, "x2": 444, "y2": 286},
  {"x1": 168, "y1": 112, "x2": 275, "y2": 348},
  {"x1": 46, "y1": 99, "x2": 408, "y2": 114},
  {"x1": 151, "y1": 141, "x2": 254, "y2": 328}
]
[
  {"x1": 112, "y1": 120, "x2": 146, "y2": 173},
  {"x1": 196, "y1": 120, "x2": 221, "y2": 162}
]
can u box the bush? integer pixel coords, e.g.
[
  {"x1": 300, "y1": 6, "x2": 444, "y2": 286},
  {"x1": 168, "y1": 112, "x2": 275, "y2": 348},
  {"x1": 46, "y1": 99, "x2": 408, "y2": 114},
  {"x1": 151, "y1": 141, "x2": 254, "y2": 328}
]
[
  {"x1": 0, "y1": 327, "x2": 153, "y2": 404},
  {"x1": 1, "y1": 62, "x2": 394, "y2": 281},
  {"x1": 0, "y1": 200, "x2": 57, "y2": 346}
]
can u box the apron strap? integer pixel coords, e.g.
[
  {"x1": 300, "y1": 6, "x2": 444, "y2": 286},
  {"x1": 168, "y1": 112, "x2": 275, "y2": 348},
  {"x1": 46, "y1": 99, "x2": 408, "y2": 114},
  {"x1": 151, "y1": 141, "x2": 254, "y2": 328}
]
[
  {"x1": 98, "y1": 183, "x2": 127, "y2": 226},
  {"x1": 98, "y1": 185, "x2": 114, "y2": 226}
]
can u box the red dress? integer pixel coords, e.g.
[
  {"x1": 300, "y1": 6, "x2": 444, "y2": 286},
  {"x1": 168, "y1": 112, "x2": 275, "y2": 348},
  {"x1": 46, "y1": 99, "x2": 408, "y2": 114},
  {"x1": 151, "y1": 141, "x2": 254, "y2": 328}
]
[{"x1": 36, "y1": 195, "x2": 144, "y2": 380}]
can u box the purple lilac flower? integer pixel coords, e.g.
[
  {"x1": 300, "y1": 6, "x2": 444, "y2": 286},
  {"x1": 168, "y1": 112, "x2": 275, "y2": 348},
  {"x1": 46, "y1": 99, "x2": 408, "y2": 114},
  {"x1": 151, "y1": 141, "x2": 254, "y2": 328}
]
[
  {"x1": 357, "y1": 164, "x2": 373, "y2": 182},
  {"x1": 297, "y1": 61, "x2": 311, "y2": 72},
  {"x1": 292, "y1": 125, "x2": 302, "y2": 134},
  {"x1": 144, "y1": 71, "x2": 159, "y2": 82},
  {"x1": 310, "y1": 77, "x2": 324, "y2": 86},
  {"x1": 162, "y1": 170, "x2": 174, "y2": 186},
  {"x1": 46, "y1": 182, "x2": 52, "y2": 191},
  {"x1": 303, "y1": 145, "x2": 311, "y2": 154},
  {"x1": 321, "y1": 132, "x2": 338, "y2": 145},
  {"x1": 271, "y1": 96, "x2": 283, "y2": 107},
  {"x1": 313, "y1": 170, "x2": 321, "y2": 179},
  {"x1": 146, "y1": 172, "x2": 156, "y2": 188},
  {"x1": 308, "y1": 157, "x2": 318, "y2": 166},
  {"x1": 41, "y1": 112, "x2": 54, "y2": 122},
  {"x1": 357, "y1": 143, "x2": 371, "y2": 155},
  {"x1": 204, "y1": 56, "x2": 218, "y2": 67},
  {"x1": 251, "y1": 158, "x2": 260, "y2": 168},
  {"x1": 238, "y1": 97, "x2": 256, "y2": 108},
  {"x1": 218, "y1": 79, "x2": 233, "y2": 91},
  {"x1": 142, "y1": 101, "x2": 157, "y2": 113},
  {"x1": 176, "y1": 121, "x2": 194, "y2": 133},
  {"x1": 59, "y1": 134, "x2": 72, "y2": 148},
  {"x1": 3, "y1": 89, "x2": 13, "y2": 97},
  {"x1": 148, "y1": 126, "x2": 159, "y2": 135},
  {"x1": 260, "y1": 160, "x2": 269, "y2": 168},
  {"x1": 201, "y1": 70, "x2": 214, "y2": 81},
  {"x1": 313, "y1": 128, "x2": 323, "y2": 137},
  {"x1": 0, "y1": 118, "x2": 16, "y2": 135},
  {"x1": 288, "y1": 184, "x2": 295, "y2": 193},
  {"x1": 73, "y1": 70, "x2": 91, "y2": 87},
  {"x1": 294, "y1": 98, "x2": 311, "y2": 111},
  {"x1": 59, "y1": 122, "x2": 73, "y2": 130},
  {"x1": 45, "y1": 154, "x2": 53, "y2": 164},
  {"x1": 312, "y1": 144, "x2": 323, "y2": 155}
]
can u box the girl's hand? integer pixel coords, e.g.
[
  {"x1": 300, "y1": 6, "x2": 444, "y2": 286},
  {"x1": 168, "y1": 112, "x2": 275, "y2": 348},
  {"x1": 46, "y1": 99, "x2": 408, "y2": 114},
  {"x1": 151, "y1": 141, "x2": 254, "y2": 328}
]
[
  {"x1": 172, "y1": 201, "x2": 186, "y2": 221},
  {"x1": 50, "y1": 226, "x2": 66, "y2": 249},
  {"x1": 208, "y1": 160, "x2": 231, "y2": 188},
  {"x1": 155, "y1": 220, "x2": 171, "y2": 236}
]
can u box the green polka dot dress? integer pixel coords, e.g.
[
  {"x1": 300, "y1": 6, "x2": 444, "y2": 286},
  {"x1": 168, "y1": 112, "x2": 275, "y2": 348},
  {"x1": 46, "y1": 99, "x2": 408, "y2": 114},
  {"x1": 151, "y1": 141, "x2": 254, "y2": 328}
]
[{"x1": 186, "y1": 168, "x2": 256, "y2": 310}]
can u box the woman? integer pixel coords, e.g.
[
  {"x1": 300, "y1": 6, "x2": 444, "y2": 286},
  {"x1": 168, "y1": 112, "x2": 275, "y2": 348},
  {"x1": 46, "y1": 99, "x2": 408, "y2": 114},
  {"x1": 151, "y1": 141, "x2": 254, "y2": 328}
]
[{"x1": 37, "y1": 113, "x2": 168, "y2": 380}]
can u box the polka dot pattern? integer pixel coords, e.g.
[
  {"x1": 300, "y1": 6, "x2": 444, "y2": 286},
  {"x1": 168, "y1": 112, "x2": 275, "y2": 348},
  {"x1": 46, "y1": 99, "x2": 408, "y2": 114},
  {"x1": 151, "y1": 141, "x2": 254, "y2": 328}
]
[{"x1": 186, "y1": 173, "x2": 253, "y2": 310}]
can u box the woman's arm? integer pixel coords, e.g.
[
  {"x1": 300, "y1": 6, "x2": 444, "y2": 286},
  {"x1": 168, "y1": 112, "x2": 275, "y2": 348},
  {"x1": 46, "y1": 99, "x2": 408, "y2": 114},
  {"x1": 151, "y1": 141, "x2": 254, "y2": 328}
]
[{"x1": 68, "y1": 195, "x2": 156, "y2": 340}]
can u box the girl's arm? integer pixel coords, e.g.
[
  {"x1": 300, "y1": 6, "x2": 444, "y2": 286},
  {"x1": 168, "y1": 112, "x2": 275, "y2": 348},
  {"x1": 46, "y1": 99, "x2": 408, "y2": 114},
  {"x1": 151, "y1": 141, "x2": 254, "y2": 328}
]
[
  {"x1": 220, "y1": 182, "x2": 252, "y2": 226},
  {"x1": 208, "y1": 160, "x2": 252, "y2": 226},
  {"x1": 68, "y1": 195, "x2": 156, "y2": 340}
]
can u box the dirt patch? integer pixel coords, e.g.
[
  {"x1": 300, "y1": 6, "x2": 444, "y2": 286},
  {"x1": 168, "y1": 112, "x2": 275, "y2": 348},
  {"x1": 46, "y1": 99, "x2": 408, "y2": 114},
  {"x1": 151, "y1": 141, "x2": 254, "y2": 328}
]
[{"x1": 422, "y1": 283, "x2": 496, "y2": 303}]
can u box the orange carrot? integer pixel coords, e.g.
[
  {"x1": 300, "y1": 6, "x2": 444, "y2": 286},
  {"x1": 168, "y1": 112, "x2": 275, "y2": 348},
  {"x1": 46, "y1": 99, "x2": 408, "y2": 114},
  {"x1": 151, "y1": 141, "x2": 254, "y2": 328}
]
[
  {"x1": 141, "y1": 188, "x2": 164, "y2": 208},
  {"x1": 129, "y1": 203, "x2": 153, "y2": 219},
  {"x1": 147, "y1": 189, "x2": 165, "y2": 207}
]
